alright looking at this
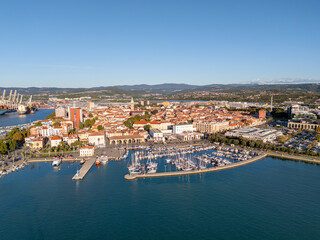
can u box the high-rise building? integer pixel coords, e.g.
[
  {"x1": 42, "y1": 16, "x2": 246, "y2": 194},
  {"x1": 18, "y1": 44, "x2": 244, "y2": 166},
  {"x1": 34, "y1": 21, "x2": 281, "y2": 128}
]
[{"x1": 69, "y1": 107, "x2": 83, "y2": 129}]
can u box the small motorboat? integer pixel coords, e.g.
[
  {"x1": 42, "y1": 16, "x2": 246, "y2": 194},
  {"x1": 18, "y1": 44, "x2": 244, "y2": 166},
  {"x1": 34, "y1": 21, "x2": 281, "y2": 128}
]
[{"x1": 95, "y1": 158, "x2": 101, "y2": 167}]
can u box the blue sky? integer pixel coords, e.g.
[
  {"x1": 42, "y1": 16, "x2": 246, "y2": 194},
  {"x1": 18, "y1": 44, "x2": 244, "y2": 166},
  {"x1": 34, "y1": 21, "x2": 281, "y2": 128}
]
[{"x1": 0, "y1": 0, "x2": 320, "y2": 87}]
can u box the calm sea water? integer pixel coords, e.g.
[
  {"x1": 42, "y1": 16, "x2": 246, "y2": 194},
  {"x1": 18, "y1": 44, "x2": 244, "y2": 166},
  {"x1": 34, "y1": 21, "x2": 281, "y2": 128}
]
[
  {"x1": 0, "y1": 109, "x2": 54, "y2": 127},
  {"x1": 0, "y1": 156, "x2": 319, "y2": 240}
]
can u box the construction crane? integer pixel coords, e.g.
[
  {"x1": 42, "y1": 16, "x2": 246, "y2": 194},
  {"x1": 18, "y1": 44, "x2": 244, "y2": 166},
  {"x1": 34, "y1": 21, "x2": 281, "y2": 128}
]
[
  {"x1": 8, "y1": 90, "x2": 12, "y2": 103},
  {"x1": 1, "y1": 90, "x2": 5, "y2": 104},
  {"x1": 12, "y1": 90, "x2": 17, "y2": 104}
]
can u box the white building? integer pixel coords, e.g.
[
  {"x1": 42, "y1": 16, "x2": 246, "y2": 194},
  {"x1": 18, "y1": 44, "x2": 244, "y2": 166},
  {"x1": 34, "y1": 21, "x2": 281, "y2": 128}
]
[
  {"x1": 149, "y1": 129, "x2": 164, "y2": 142},
  {"x1": 88, "y1": 132, "x2": 106, "y2": 147},
  {"x1": 80, "y1": 146, "x2": 94, "y2": 157},
  {"x1": 172, "y1": 124, "x2": 194, "y2": 134},
  {"x1": 50, "y1": 136, "x2": 62, "y2": 147},
  {"x1": 225, "y1": 127, "x2": 282, "y2": 143}
]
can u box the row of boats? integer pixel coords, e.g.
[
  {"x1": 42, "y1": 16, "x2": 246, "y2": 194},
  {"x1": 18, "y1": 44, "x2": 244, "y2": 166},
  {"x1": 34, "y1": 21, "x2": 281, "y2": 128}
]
[
  {"x1": 127, "y1": 144, "x2": 261, "y2": 175},
  {"x1": 95, "y1": 155, "x2": 109, "y2": 166},
  {"x1": 0, "y1": 161, "x2": 28, "y2": 177},
  {"x1": 128, "y1": 152, "x2": 158, "y2": 175}
]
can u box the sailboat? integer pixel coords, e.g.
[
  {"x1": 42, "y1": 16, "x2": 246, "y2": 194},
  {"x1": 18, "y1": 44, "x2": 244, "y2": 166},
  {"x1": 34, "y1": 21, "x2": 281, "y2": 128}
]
[{"x1": 127, "y1": 153, "x2": 141, "y2": 175}]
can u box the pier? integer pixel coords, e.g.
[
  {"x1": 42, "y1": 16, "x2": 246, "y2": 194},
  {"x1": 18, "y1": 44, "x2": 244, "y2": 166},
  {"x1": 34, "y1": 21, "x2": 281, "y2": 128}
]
[
  {"x1": 72, "y1": 158, "x2": 96, "y2": 180},
  {"x1": 26, "y1": 157, "x2": 97, "y2": 180}
]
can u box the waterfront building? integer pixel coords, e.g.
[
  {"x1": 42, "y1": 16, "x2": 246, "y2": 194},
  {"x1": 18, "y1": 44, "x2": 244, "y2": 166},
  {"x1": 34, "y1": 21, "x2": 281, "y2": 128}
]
[
  {"x1": 108, "y1": 133, "x2": 146, "y2": 145},
  {"x1": 149, "y1": 129, "x2": 164, "y2": 142},
  {"x1": 79, "y1": 146, "x2": 94, "y2": 157}
]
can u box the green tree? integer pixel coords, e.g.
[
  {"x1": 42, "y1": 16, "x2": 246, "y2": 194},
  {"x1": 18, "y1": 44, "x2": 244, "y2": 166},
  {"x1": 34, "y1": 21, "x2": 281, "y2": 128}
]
[
  {"x1": 8, "y1": 139, "x2": 17, "y2": 151},
  {"x1": 97, "y1": 125, "x2": 104, "y2": 131},
  {"x1": 68, "y1": 128, "x2": 76, "y2": 134},
  {"x1": 84, "y1": 119, "x2": 95, "y2": 128},
  {"x1": 53, "y1": 122, "x2": 61, "y2": 127},
  {"x1": 151, "y1": 110, "x2": 158, "y2": 114},
  {"x1": 12, "y1": 132, "x2": 24, "y2": 142},
  {"x1": 88, "y1": 113, "x2": 93, "y2": 118},
  {"x1": 144, "y1": 125, "x2": 151, "y2": 131},
  {"x1": 0, "y1": 140, "x2": 8, "y2": 154}
]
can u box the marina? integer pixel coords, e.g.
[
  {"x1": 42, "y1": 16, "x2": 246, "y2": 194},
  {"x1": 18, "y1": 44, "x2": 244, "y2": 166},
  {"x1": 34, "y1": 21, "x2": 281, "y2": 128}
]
[{"x1": 125, "y1": 153, "x2": 267, "y2": 180}]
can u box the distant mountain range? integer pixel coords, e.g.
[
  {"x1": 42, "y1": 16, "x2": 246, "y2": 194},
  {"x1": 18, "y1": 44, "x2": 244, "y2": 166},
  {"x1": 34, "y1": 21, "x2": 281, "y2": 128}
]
[
  {"x1": 249, "y1": 78, "x2": 320, "y2": 85},
  {"x1": 1, "y1": 82, "x2": 320, "y2": 97}
]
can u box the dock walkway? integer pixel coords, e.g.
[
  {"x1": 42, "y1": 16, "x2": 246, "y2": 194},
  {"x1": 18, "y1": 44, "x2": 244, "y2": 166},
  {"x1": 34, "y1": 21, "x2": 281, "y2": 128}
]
[{"x1": 72, "y1": 158, "x2": 96, "y2": 180}]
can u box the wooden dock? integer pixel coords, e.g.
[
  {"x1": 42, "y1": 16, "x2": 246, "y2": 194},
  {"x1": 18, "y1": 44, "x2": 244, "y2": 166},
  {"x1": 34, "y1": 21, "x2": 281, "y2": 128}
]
[{"x1": 72, "y1": 158, "x2": 96, "y2": 180}]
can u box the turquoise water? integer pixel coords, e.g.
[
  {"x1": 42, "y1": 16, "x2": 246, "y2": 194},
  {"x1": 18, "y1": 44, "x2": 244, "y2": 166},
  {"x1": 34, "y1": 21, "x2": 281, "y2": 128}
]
[
  {"x1": 0, "y1": 157, "x2": 319, "y2": 240},
  {"x1": 0, "y1": 109, "x2": 54, "y2": 127}
]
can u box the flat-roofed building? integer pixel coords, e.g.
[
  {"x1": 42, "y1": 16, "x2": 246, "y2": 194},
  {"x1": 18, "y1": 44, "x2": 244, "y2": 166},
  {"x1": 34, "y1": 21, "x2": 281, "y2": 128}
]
[
  {"x1": 173, "y1": 124, "x2": 194, "y2": 134},
  {"x1": 149, "y1": 129, "x2": 164, "y2": 142},
  {"x1": 80, "y1": 146, "x2": 94, "y2": 157}
]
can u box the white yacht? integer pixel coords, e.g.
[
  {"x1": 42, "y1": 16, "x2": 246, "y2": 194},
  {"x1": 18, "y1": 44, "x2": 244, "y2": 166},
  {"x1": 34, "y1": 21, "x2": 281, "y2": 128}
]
[{"x1": 52, "y1": 158, "x2": 62, "y2": 167}]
